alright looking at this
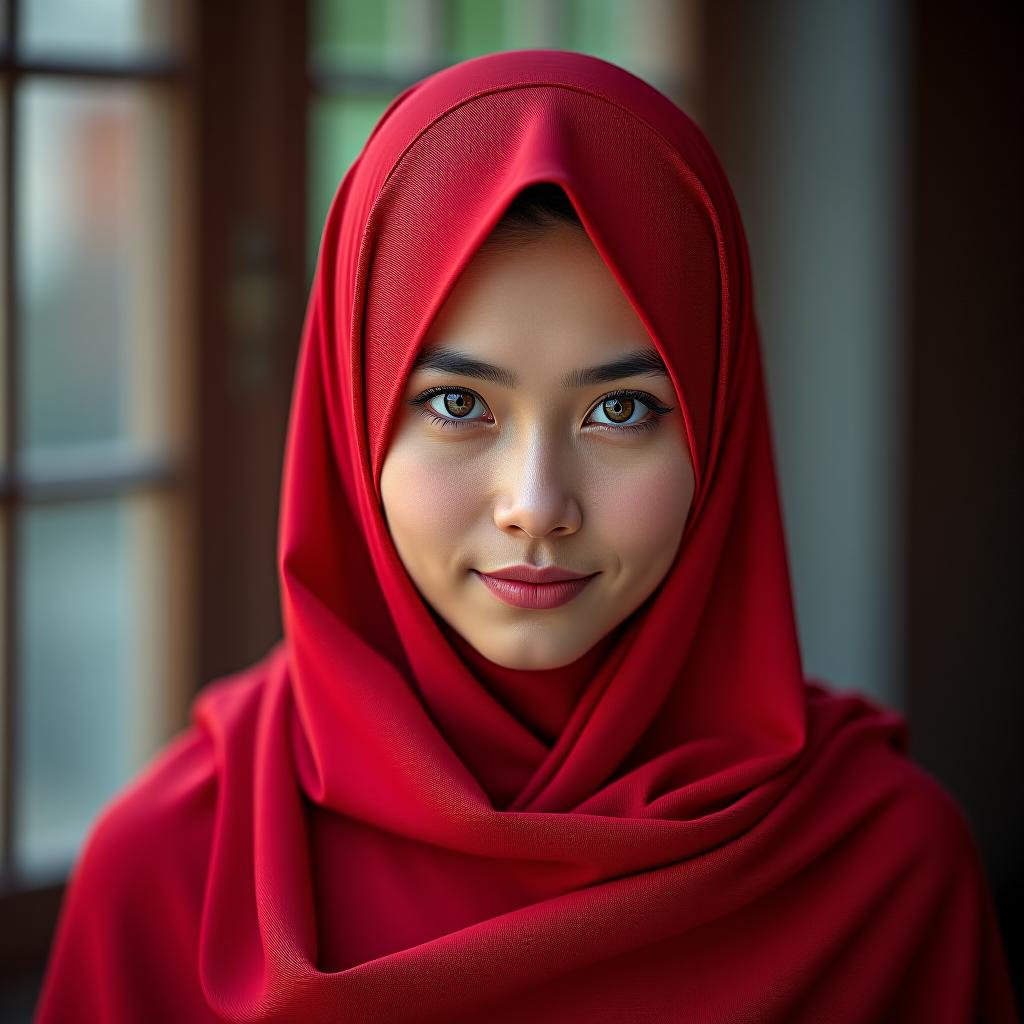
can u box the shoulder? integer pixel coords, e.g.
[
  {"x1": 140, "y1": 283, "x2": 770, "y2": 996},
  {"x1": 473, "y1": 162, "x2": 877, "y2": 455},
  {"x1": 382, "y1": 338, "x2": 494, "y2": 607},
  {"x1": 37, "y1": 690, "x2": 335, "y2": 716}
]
[
  {"x1": 845, "y1": 724, "x2": 1019, "y2": 1020},
  {"x1": 881, "y1": 752, "x2": 983, "y2": 878},
  {"x1": 806, "y1": 681, "x2": 984, "y2": 881}
]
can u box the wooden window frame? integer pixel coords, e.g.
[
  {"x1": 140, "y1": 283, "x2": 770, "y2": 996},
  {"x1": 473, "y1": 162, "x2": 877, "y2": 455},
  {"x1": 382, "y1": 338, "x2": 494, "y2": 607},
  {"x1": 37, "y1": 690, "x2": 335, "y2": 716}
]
[{"x1": 0, "y1": 0, "x2": 196, "y2": 979}]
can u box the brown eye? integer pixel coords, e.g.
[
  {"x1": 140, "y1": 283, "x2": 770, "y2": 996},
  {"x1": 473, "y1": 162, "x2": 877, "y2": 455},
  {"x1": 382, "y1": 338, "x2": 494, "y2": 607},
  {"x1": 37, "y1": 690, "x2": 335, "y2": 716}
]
[
  {"x1": 411, "y1": 385, "x2": 494, "y2": 428},
  {"x1": 586, "y1": 391, "x2": 670, "y2": 430},
  {"x1": 601, "y1": 396, "x2": 635, "y2": 423},
  {"x1": 443, "y1": 391, "x2": 476, "y2": 417},
  {"x1": 419, "y1": 389, "x2": 489, "y2": 422}
]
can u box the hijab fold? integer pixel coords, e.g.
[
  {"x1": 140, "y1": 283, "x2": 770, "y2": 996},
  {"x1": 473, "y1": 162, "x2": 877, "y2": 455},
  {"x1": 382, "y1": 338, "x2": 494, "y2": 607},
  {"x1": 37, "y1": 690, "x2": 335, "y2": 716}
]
[{"x1": 36, "y1": 50, "x2": 1017, "y2": 1023}]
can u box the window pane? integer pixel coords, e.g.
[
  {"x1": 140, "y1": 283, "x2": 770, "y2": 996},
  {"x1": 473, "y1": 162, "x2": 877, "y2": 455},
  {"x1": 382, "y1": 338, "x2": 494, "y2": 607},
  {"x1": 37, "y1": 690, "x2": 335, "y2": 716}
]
[
  {"x1": 312, "y1": 0, "x2": 438, "y2": 72},
  {"x1": 309, "y1": 94, "x2": 391, "y2": 273},
  {"x1": 14, "y1": 494, "x2": 174, "y2": 878},
  {"x1": 18, "y1": 0, "x2": 179, "y2": 62},
  {"x1": 389, "y1": 0, "x2": 442, "y2": 66},
  {"x1": 16, "y1": 79, "x2": 177, "y2": 478},
  {"x1": 312, "y1": 0, "x2": 389, "y2": 69},
  {"x1": 564, "y1": 0, "x2": 620, "y2": 62},
  {"x1": 449, "y1": 0, "x2": 506, "y2": 60},
  {"x1": 565, "y1": 0, "x2": 696, "y2": 89}
]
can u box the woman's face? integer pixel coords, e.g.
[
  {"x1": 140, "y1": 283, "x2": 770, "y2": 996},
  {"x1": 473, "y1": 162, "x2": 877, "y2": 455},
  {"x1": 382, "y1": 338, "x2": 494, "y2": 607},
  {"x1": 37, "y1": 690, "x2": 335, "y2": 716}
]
[{"x1": 379, "y1": 221, "x2": 696, "y2": 669}]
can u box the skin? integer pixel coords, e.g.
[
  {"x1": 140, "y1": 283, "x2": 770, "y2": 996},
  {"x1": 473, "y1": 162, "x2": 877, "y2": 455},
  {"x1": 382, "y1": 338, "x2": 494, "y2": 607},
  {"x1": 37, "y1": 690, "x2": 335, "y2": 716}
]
[{"x1": 379, "y1": 221, "x2": 696, "y2": 670}]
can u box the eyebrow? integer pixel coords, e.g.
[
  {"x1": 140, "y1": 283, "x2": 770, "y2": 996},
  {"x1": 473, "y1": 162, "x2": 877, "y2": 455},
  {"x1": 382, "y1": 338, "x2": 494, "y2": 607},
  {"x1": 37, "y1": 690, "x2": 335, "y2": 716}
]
[{"x1": 410, "y1": 345, "x2": 670, "y2": 389}]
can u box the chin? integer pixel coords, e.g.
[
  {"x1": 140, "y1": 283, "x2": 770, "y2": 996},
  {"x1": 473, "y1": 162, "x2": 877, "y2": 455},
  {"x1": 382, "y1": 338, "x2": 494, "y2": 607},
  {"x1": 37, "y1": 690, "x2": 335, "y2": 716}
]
[{"x1": 471, "y1": 626, "x2": 595, "y2": 671}]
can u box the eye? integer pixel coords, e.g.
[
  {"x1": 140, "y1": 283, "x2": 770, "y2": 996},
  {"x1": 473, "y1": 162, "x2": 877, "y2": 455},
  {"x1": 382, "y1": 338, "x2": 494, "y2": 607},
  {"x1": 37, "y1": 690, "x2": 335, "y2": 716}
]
[
  {"x1": 428, "y1": 390, "x2": 487, "y2": 420},
  {"x1": 585, "y1": 389, "x2": 673, "y2": 432},
  {"x1": 409, "y1": 386, "x2": 492, "y2": 428}
]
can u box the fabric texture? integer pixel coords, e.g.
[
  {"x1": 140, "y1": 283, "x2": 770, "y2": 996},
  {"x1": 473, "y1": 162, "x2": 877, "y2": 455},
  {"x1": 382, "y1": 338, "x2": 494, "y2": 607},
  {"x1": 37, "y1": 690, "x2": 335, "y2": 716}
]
[{"x1": 36, "y1": 49, "x2": 1018, "y2": 1023}]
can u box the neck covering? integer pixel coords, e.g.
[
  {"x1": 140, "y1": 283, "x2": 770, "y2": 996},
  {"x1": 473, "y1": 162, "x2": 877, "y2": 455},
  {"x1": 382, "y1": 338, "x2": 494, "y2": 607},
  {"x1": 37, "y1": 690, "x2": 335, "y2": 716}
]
[
  {"x1": 439, "y1": 617, "x2": 622, "y2": 748},
  {"x1": 36, "y1": 49, "x2": 1018, "y2": 1024}
]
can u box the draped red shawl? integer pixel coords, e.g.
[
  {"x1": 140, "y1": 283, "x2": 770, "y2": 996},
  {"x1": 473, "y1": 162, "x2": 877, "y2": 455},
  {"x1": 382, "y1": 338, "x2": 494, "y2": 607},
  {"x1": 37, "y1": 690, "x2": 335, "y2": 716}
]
[{"x1": 36, "y1": 50, "x2": 1018, "y2": 1023}]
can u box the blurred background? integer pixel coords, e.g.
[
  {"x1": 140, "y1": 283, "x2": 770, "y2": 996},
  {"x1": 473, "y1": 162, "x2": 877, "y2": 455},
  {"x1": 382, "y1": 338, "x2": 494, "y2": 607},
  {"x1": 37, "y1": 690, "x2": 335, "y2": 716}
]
[{"x1": 0, "y1": 0, "x2": 1019, "y2": 1018}]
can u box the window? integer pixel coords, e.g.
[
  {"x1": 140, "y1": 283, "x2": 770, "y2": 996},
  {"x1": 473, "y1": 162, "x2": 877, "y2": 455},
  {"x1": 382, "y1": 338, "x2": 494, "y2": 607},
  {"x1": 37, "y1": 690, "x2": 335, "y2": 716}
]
[{"x1": 0, "y1": 0, "x2": 194, "y2": 892}]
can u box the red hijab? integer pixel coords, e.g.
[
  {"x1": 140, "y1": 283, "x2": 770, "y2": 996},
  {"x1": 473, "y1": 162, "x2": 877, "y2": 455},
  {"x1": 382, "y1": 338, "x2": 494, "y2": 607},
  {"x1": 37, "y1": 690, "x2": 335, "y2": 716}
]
[{"x1": 37, "y1": 50, "x2": 1017, "y2": 1023}]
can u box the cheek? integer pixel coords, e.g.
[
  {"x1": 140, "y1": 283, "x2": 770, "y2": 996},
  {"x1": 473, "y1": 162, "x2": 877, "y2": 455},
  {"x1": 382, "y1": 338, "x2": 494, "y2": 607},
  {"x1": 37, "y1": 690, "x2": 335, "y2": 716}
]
[
  {"x1": 585, "y1": 439, "x2": 694, "y2": 572},
  {"x1": 379, "y1": 440, "x2": 484, "y2": 573}
]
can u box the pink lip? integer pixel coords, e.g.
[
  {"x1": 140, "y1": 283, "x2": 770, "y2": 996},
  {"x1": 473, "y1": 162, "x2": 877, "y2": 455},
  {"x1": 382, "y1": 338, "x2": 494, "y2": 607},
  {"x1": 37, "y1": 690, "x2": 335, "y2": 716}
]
[
  {"x1": 483, "y1": 564, "x2": 592, "y2": 584},
  {"x1": 473, "y1": 565, "x2": 598, "y2": 610}
]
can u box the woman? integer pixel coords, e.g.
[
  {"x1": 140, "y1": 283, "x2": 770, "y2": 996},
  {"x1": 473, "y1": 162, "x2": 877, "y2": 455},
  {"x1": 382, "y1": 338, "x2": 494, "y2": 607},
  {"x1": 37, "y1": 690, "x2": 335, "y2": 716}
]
[{"x1": 36, "y1": 50, "x2": 1017, "y2": 1023}]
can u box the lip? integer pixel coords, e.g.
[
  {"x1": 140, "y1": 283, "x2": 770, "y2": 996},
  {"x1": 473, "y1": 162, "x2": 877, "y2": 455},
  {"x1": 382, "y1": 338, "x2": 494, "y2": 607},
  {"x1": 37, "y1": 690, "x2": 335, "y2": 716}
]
[
  {"x1": 482, "y1": 564, "x2": 593, "y2": 584},
  {"x1": 473, "y1": 565, "x2": 599, "y2": 610}
]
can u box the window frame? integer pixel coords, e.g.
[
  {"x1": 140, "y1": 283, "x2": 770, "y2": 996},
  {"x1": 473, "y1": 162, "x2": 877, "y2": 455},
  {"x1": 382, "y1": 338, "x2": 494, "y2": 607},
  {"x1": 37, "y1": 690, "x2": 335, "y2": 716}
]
[{"x1": 0, "y1": 0, "x2": 195, "y2": 956}]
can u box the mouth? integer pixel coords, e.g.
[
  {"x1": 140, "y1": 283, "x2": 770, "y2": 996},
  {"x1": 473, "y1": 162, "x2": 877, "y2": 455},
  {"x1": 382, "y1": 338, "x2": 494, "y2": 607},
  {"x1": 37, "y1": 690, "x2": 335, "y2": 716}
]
[{"x1": 472, "y1": 565, "x2": 599, "y2": 610}]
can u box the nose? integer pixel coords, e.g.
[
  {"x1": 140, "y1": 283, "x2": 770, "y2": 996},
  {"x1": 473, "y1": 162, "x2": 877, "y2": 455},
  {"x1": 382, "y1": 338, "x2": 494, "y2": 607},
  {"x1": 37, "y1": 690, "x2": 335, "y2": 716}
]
[{"x1": 492, "y1": 426, "x2": 582, "y2": 539}]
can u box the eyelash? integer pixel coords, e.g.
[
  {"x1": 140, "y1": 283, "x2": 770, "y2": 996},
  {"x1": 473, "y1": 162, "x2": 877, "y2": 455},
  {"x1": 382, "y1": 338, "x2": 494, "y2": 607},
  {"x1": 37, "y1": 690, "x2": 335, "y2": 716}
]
[{"x1": 407, "y1": 386, "x2": 674, "y2": 434}]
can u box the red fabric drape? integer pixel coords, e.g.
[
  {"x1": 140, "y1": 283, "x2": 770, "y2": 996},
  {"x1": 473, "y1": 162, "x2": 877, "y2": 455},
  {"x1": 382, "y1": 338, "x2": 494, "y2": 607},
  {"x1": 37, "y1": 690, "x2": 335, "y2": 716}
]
[{"x1": 36, "y1": 50, "x2": 1018, "y2": 1023}]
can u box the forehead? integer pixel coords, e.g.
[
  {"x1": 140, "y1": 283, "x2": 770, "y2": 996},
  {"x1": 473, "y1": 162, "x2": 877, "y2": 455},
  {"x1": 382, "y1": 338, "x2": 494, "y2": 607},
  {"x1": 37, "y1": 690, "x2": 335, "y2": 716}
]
[{"x1": 419, "y1": 223, "x2": 654, "y2": 372}]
